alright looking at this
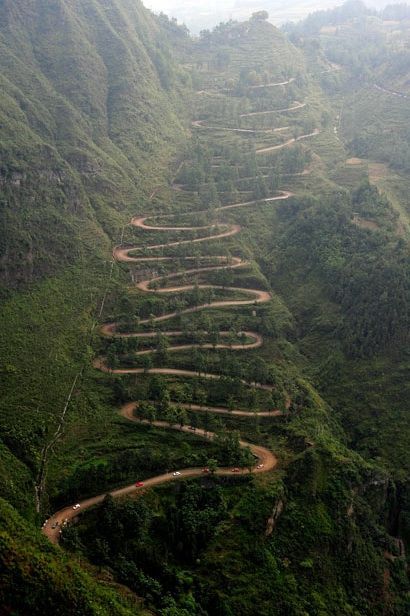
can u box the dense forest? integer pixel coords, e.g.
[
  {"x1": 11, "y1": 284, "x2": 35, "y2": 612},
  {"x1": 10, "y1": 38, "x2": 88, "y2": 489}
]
[{"x1": 0, "y1": 1, "x2": 409, "y2": 614}]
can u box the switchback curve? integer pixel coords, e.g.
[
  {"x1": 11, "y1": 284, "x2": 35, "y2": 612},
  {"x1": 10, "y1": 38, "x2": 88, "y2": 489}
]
[
  {"x1": 43, "y1": 403, "x2": 278, "y2": 544},
  {"x1": 43, "y1": 190, "x2": 291, "y2": 544}
]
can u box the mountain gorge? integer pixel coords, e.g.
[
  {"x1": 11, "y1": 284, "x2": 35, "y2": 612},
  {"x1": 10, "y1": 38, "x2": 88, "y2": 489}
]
[{"x1": 0, "y1": 1, "x2": 409, "y2": 614}]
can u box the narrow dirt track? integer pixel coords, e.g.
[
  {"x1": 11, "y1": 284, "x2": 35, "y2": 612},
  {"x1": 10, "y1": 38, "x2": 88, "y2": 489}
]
[
  {"x1": 192, "y1": 120, "x2": 290, "y2": 134},
  {"x1": 134, "y1": 286, "x2": 271, "y2": 325},
  {"x1": 240, "y1": 101, "x2": 306, "y2": 117},
  {"x1": 116, "y1": 223, "x2": 240, "y2": 257},
  {"x1": 41, "y1": 189, "x2": 291, "y2": 545},
  {"x1": 123, "y1": 401, "x2": 283, "y2": 418},
  {"x1": 95, "y1": 360, "x2": 275, "y2": 391},
  {"x1": 132, "y1": 215, "x2": 215, "y2": 231},
  {"x1": 136, "y1": 259, "x2": 248, "y2": 292},
  {"x1": 134, "y1": 191, "x2": 292, "y2": 219},
  {"x1": 43, "y1": 403, "x2": 278, "y2": 544},
  {"x1": 248, "y1": 78, "x2": 295, "y2": 89},
  {"x1": 195, "y1": 77, "x2": 295, "y2": 97},
  {"x1": 218, "y1": 191, "x2": 293, "y2": 211},
  {"x1": 256, "y1": 129, "x2": 320, "y2": 154},
  {"x1": 101, "y1": 327, "x2": 263, "y2": 352}
]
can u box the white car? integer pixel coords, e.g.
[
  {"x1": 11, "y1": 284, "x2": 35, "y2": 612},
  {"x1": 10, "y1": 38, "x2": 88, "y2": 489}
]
[
  {"x1": 257, "y1": 464, "x2": 264, "y2": 469},
  {"x1": 173, "y1": 471, "x2": 181, "y2": 476},
  {"x1": 72, "y1": 503, "x2": 81, "y2": 510}
]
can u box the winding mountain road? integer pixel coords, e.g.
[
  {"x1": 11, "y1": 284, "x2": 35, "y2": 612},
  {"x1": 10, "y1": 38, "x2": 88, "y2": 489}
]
[
  {"x1": 101, "y1": 327, "x2": 263, "y2": 354},
  {"x1": 192, "y1": 119, "x2": 290, "y2": 134},
  {"x1": 95, "y1": 361, "x2": 275, "y2": 391},
  {"x1": 125, "y1": 400, "x2": 283, "y2": 418},
  {"x1": 43, "y1": 168, "x2": 292, "y2": 545},
  {"x1": 42, "y1": 195, "x2": 286, "y2": 543},
  {"x1": 256, "y1": 129, "x2": 320, "y2": 154},
  {"x1": 240, "y1": 101, "x2": 306, "y2": 117},
  {"x1": 248, "y1": 78, "x2": 296, "y2": 89},
  {"x1": 43, "y1": 403, "x2": 278, "y2": 544},
  {"x1": 39, "y1": 55, "x2": 317, "y2": 549},
  {"x1": 196, "y1": 77, "x2": 295, "y2": 97}
]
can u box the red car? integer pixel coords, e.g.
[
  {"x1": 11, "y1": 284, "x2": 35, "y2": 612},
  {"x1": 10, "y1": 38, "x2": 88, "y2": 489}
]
[
  {"x1": 135, "y1": 481, "x2": 144, "y2": 487},
  {"x1": 202, "y1": 468, "x2": 210, "y2": 473}
]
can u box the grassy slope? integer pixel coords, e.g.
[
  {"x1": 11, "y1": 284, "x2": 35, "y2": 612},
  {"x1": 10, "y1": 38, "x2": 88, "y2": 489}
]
[
  {"x1": 0, "y1": 497, "x2": 148, "y2": 615},
  {"x1": 0, "y1": 0, "x2": 189, "y2": 610},
  {"x1": 0, "y1": 0, "x2": 188, "y2": 503},
  {"x1": 0, "y1": 0, "x2": 187, "y2": 287}
]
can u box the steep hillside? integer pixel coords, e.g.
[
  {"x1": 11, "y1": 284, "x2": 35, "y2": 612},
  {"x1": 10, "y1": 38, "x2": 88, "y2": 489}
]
[
  {"x1": 1, "y1": 3, "x2": 409, "y2": 615},
  {"x1": 43, "y1": 11, "x2": 407, "y2": 615},
  {"x1": 283, "y1": 1, "x2": 410, "y2": 560},
  {"x1": 0, "y1": 0, "x2": 190, "y2": 605},
  {"x1": 0, "y1": 497, "x2": 148, "y2": 615},
  {"x1": 0, "y1": 0, "x2": 187, "y2": 288},
  {"x1": 0, "y1": 0, "x2": 188, "y2": 468}
]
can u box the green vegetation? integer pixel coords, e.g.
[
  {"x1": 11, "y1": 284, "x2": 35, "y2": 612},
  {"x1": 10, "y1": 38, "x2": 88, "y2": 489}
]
[
  {"x1": 0, "y1": 1, "x2": 409, "y2": 614},
  {"x1": 0, "y1": 498, "x2": 146, "y2": 615}
]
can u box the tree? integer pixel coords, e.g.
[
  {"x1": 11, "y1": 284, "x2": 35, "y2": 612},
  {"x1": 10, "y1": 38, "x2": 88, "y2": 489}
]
[
  {"x1": 252, "y1": 10, "x2": 269, "y2": 21},
  {"x1": 227, "y1": 395, "x2": 236, "y2": 414},
  {"x1": 194, "y1": 350, "x2": 207, "y2": 377},
  {"x1": 216, "y1": 267, "x2": 233, "y2": 289},
  {"x1": 227, "y1": 327, "x2": 237, "y2": 348},
  {"x1": 216, "y1": 50, "x2": 230, "y2": 70},
  {"x1": 164, "y1": 405, "x2": 178, "y2": 427},
  {"x1": 254, "y1": 173, "x2": 267, "y2": 199},
  {"x1": 210, "y1": 326, "x2": 220, "y2": 348},
  {"x1": 239, "y1": 331, "x2": 247, "y2": 346},
  {"x1": 250, "y1": 357, "x2": 268, "y2": 384},
  {"x1": 214, "y1": 429, "x2": 242, "y2": 465},
  {"x1": 196, "y1": 387, "x2": 207, "y2": 407},
  {"x1": 139, "y1": 402, "x2": 156, "y2": 424},
  {"x1": 190, "y1": 412, "x2": 198, "y2": 432},
  {"x1": 148, "y1": 375, "x2": 166, "y2": 400},
  {"x1": 207, "y1": 458, "x2": 218, "y2": 474},
  {"x1": 177, "y1": 406, "x2": 188, "y2": 430},
  {"x1": 241, "y1": 446, "x2": 255, "y2": 473},
  {"x1": 145, "y1": 404, "x2": 156, "y2": 425},
  {"x1": 106, "y1": 346, "x2": 119, "y2": 370},
  {"x1": 141, "y1": 353, "x2": 153, "y2": 374},
  {"x1": 156, "y1": 333, "x2": 169, "y2": 361},
  {"x1": 159, "y1": 388, "x2": 171, "y2": 414}
]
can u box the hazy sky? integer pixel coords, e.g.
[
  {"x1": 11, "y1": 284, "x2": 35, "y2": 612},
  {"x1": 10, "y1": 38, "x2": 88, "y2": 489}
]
[
  {"x1": 143, "y1": 0, "x2": 339, "y2": 31},
  {"x1": 143, "y1": 0, "x2": 389, "y2": 32}
]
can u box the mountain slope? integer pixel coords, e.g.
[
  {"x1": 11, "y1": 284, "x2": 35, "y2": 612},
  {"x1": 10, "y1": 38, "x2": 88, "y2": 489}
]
[
  {"x1": 0, "y1": 0, "x2": 187, "y2": 288},
  {"x1": 0, "y1": 3, "x2": 409, "y2": 614},
  {"x1": 0, "y1": 2, "x2": 190, "y2": 606}
]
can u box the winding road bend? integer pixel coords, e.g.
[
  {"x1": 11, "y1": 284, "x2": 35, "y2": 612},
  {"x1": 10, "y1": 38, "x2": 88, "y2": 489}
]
[
  {"x1": 192, "y1": 120, "x2": 290, "y2": 134},
  {"x1": 240, "y1": 101, "x2": 306, "y2": 117},
  {"x1": 196, "y1": 77, "x2": 296, "y2": 97},
  {"x1": 42, "y1": 181, "x2": 292, "y2": 544},
  {"x1": 102, "y1": 191, "x2": 295, "y2": 377},
  {"x1": 256, "y1": 129, "x2": 321, "y2": 154},
  {"x1": 43, "y1": 403, "x2": 278, "y2": 544},
  {"x1": 101, "y1": 327, "x2": 263, "y2": 354}
]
